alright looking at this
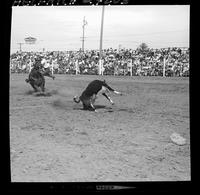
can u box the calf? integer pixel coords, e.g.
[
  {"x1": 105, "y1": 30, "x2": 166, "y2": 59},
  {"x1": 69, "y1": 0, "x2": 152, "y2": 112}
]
[{"x1": 73, "y1": 79, "x2": 122, "y2": 111}]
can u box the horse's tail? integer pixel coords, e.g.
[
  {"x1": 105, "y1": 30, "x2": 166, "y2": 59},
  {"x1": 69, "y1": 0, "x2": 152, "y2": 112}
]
[{"x1": 73, "y1": 96, "x2": 80, "y2": 103}]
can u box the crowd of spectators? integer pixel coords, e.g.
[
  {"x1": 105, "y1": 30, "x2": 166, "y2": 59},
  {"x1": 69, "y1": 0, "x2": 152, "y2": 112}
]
[{"x1": 10, "y1": 47, "x2": 189, "y2": 77}]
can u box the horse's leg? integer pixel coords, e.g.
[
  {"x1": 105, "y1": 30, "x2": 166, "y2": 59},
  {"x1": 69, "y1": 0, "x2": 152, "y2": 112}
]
[
  {"x1": 30, "y1": 82, "x2": 38, "y2": 92},
  {"x1": 41, "y1": 79, "x2": 45, "y2": 92}
]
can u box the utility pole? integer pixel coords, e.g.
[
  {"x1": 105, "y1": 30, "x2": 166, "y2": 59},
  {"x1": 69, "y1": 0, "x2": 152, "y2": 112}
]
[
  {"x1": 17, "y1": 42, "x2": 24, "y2": 52},
  {"x1": 81, "y1": 16, "x2": 87, "y2": 52},
  {"x1": 99, "y1": 5, "x2": 105, "y2": 75}
]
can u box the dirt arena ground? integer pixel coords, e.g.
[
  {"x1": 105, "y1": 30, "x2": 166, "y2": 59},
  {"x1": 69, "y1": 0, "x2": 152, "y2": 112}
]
[{"x1": 10, "y1": 74, "x2": 190, "y2": 182}]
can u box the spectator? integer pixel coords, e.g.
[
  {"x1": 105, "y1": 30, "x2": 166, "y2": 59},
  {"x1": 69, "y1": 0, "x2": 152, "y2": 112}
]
[{"x1": 10, "y1": 47, "x2": 189, "y2": 77}]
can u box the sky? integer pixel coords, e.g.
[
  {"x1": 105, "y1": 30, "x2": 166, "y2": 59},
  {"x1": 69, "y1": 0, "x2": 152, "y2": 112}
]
[{"x1": 10, "y1": 5, "x2": 190, "y2": 53}]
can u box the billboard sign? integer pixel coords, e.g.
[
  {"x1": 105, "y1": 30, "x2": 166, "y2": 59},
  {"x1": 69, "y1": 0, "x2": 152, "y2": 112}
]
[{"x1": 24, "y1": 37, "x2": 37, "y2": 44}]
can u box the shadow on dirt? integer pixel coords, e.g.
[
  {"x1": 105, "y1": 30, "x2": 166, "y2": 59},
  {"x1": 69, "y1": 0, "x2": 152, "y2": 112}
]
[
  {"x1": 34, "y1": 92, "x2": 52, "y2": 97},
  {"x1": 25, "y1": 90, "x2": 58, "y2": 97},
  {"x1": 107, "y1": 109, "x2": 114, "y2": 112},
  {"x1": 94, "y1": 105, "x2": 107, "y2": 109},
  {"x1": 73, "y1": 105, "x2": 107, "y2": 111},
  {"x1": 52, "y1": 100, "x2": 111, "y2": 112},
  {"x1": 117, "y1": 108, "x2": 135, "y2": 113},
  {"x1": 25, "y1": 90, "x2": 35, "y2": 95},
  {"x1": 51, "y1": 99, "x2": 135, "y2": 114}
]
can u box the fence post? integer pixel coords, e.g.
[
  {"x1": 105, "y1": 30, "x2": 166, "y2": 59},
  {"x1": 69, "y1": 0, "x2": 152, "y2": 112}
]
[
  {"x1": 130, "y1": 59, "x2": 132, "y2": 76},
  {"x1": 163, "y1": 57, "x2": 166, "y2": 77},
  {"x1": 99, "y1": 59, "x2": 104, "y2": 75},
  {"x1": 102, "y1": 59, "x2": 104, "y2": 76},
  {"x1": 75, "y1": 60, "x2": 78, "y2": 75},
  {"x1": 98, "y1": 59, "x2": 101, "y2": 75},
  {"x1": 51, "y1": 62, "x2": 54, "y2": 75}
]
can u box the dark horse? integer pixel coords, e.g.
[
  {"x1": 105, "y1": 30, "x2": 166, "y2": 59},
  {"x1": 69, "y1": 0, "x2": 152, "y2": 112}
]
[{"x1": 25, "y1": 66, "x2": 55, "y2": 92}]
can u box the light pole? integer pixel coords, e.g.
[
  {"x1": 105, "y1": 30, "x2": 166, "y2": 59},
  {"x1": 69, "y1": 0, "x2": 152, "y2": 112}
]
[
  {"x1": 81, "y1": 16, "x2": 87, "y2": 52},
  {"x1": 99, "y1": 5, "x2": 105, "y2": 75},
  {"x1": 17, "y1": 42, "x2": 24, "y2": 52}
]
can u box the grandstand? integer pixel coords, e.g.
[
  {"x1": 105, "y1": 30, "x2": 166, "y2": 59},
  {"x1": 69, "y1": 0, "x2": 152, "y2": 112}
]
[{"x1": 10, "y1": 46, "x2": 189, "y2": 77}]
